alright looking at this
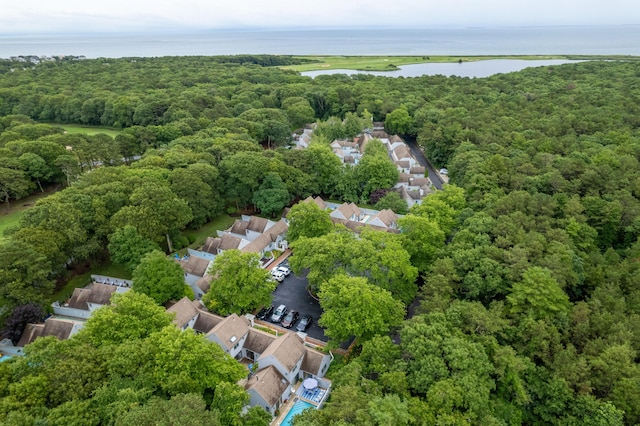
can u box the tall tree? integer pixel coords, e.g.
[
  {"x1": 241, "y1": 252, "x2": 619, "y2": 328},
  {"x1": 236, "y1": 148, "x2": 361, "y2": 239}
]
[
  {"x1": 385, "y1": 107, "x2": 414, "y2": 135},
  {"x1": 78, "y1": 290, "x2": 173, "y2": 347},
  {"x1": 318, "y1": 274, "x2": 404, "y2": 343},
  {"x1": 507, "y1": 266, "x2": 570, "y2": 321},
  {"x1": 286, "y1": 201, "x2": 333, "y2": 243},
  {"x1": 0, "y1": 167, "x2": 32, "y2": 208},
  {"x1": 251, "y1": 172, "x2": 290, "y2": 218},
  {"x1": 202, "y1": 250, "x2": 276, "y2": 316},
  {"x1": 110, "y1": 182, "x2": 192, "y2": 247},
  {"x1": 108, "y1": 226, "x2": 161, "y2": 271},
  {"x1": 397, "y1": 215, "x2": 446, "y2": 272},
  {"x1": 2, "y1": 302, "x2": 45, "y2": 344},
  {"x1": 114, "y1": 393, "x2": 221, "y2": 426},
  {"x1": 132, "y1": 250, "x2": 187, "y2": 305}
]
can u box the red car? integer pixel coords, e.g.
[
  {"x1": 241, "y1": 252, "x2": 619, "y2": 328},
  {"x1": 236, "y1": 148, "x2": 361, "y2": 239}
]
[{"x1": 281, "y1": 310, "x2": 299, "y2": 328}]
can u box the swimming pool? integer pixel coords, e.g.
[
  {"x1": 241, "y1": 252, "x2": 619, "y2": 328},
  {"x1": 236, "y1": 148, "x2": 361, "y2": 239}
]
[{"x1": 281, "y1": 400, "x2": 314, "y2": 426}]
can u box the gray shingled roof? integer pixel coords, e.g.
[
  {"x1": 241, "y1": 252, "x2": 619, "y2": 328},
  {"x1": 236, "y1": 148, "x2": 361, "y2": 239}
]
[
  {"x1": 16, "y1": 323, "x2": 44, "y2": 347},
  {"x1": 219, "y1": 234, "x2": 243, "y2": 250},
  {"x1": 207, "y1": 313, "x2": 250, "y2": 350},
  {"x1": 193, "y1": 311, "x2": 223, "y2": 334},
  {"x1": 369, "y1": 209, "x2": 397, "y2": 227},
  {"x1": 258, "y1": 332, "x2": 305, "y2": 372},
  {"x1": 245, "y1": 365, "x2": 288, "y2": 407},
  {"x1": 67, "y1": 283, "x2": 118, "y2": 310},
  {"x1": 244, "y1": 328, "x2": 277, "y2": 355},
  {"x1": 167, "y1": 297, "x2": 199, "y2": 328},
  {"x1": 301, "y1": 347, "x2": 326, "y2": 375},
  {"x1": 201, "y1": 237, "x2": 221, "y2": 254},
  {"x1": 240, "y1": 220, "x2": 288, "y2": 254},
  {"x1": 180, "y1": 256, "x2": 210, "y2": 277}
]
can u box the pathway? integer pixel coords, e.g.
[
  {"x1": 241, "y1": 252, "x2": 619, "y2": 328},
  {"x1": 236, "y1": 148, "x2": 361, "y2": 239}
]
[{"x1": 403, "y1": 135, "x2": 444, "y2": 190}]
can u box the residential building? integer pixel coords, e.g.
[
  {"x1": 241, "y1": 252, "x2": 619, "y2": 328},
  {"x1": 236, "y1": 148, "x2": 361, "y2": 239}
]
[
  {"x1": 51, "y1": 277, "x2": 130, "y2": 320},
  {"x1": 165, "y1": 299, "x2": 332, "y2": 417}
]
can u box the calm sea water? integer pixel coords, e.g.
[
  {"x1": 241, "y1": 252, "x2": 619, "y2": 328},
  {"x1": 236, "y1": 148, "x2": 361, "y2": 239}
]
[{"x1": 1, "y1": 26, "x2": 638, "y2": 59}]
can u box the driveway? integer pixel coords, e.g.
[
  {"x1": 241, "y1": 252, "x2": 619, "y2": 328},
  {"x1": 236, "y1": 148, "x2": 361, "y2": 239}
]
[
  {"x1": 269, "y1": 271, "x2": 327, "y2": 342},
  {"x1": 404, "y1": 135, "x2": 444, "y2": 190}
]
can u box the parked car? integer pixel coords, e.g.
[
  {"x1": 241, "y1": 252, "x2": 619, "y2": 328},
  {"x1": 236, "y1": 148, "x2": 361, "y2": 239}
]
[
  {"x1": 296, "y1": 315, "x2": 313, "y2": 332},
  {"x1": 274, "y1": 266, "x2": 291, "y2": 276},
  {"x1": 270, "y1": 304, "x2": 288, "y2": 323},
  {"x1": 278, "y1": 260, "x2": 290, "y2": 269},
  {"x1": 256, "y1": 305, "x2": 274, "y2": 320},
  {"x1": 281, "y1": 310, "x2": 299, "y2": 328},
  {"x1": 272, "y1": 270, "x2": 286, "y2": 282}
]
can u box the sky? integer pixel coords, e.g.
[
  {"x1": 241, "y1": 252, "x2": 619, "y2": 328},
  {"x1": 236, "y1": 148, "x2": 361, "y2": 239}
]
[{"x1": 1, "y1": 0, "x2": 638, "y2": 34}]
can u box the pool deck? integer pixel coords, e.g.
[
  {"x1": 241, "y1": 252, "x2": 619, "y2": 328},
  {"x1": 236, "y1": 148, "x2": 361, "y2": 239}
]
[{"x1": 272, "y1": 381, "x2": 330, "y2": 425}]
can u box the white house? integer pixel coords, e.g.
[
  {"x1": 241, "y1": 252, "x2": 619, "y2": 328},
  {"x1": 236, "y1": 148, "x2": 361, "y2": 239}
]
[
  {"x1": 205, "y1": 314, "x2": 251, "y2": 360},
  {"x1": 0, "y1": 317, "x2": 85, "y2": 356},
  {"x1": 177, "y1": 255, "x2": 212, "y2": 299},
  {"x1": 166, "y1": 300, "x2": 332, "y2": 417},
  {"x1": 52, "y1": 281, "x2": 129, "y2": 320}
]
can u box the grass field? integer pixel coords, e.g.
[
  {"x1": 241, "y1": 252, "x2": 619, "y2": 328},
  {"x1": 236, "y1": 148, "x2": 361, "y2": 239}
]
[
  {"x1": 283, "y1": 55, "x2": 571, "y2": 72},
  {"x1": 0, "y1": 188, "x2": 59, "y2": 240},
  {"x1": 61, "y1": 125, "x2": 122, "y2": 138},
  {"x1": 181, "y1": 214, "x2": 236, "y2": 252},
  {"x1": 51, "y1": 215, "x2": 237, "y2": 302}
]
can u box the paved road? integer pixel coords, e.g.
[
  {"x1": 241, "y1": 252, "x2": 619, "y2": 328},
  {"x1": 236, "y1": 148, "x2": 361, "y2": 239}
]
[{"x1": 404, "y1": 135, "x2": 444, "y2": 190}]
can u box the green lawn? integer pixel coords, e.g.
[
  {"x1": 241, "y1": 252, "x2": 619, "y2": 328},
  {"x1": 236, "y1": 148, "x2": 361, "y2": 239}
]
[
  {"x1": 0, "y1": 188, "x2": 58, "y2": 240},
  {"x1": 181, "y1": 214, "x2": 236, "y2": 252},
  {"x1": 0, "y1": 210, "x2": 24, "y2": 240},
  {"x1": 61, "y1": 125, "x2": 122, "y2": 138},
  {"x1": 283, "y1": 55, "x2": 572, "y2": 72},
  {"x1": 46, "y1": 214, "x2": 235, "y2": 303},
  {"x1": 49, "y1": 261, "x2": 132, "y2": 304}
]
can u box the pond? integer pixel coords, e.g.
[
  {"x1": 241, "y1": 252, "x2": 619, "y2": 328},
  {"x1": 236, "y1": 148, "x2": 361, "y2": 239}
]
[{"x1": 301, "y1": 59, "x2": 585, "y2": 79}]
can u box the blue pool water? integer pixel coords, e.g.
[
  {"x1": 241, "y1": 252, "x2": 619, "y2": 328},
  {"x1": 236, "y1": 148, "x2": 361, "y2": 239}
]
[
  {"x1": 0, "y1": 355, "x2": 13, "y2": 362},
  {"x1": 281, "y1": 400, "x2": 314, "y2": 426}
]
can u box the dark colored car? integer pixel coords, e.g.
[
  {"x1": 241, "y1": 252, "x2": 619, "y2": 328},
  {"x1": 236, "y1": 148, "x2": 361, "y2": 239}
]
[
  {"x1": 270, "y1": 304, "x2": 288, "y2": 323},
  {"x1": 256, "y1": 305, "x2": 274, "y2": 320},
  {"x1": 278, "y1": 260, "x2": 290, "y2": 269},
  {"x1": 281, "y1": 310, "x2": 300, "y2": 328},
  {"x1": 296, "y1": 315, "x2": 313, "y2": 332}
]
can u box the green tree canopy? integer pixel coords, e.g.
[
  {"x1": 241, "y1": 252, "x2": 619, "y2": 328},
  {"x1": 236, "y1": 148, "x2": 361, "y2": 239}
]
[
  {"x1": 374, "y1": 191, "x2": 409, "y2": 214},
  {"x1": 291, "y1": 227, "x2": 418, "y2": 303},
  {"x1": 286, "y1": 200, "x2": 333, "y2": 243},
  {"x1": 202, "y1": 250, "x2": 276, "y2": 316},
  {"x1": 251, "y1": 172, "x2": 290, "y2": 218},
  {"x1": 385, "y1": 107, "x2": 414, "y2": 135},
  {"x1": 318, "y1": 274, "x2": 405, "y2": 343},
  {"x1": 108, "y1": 226, "x2": 161, "y2": 271},
  {"x1": 132, "y1": 250, "x2": 187, "y2": 305},
  {"x1": 507, "y1": 266, "x2": 571, "y2": 321},
  {"x1": 78, "y1": 290, "x2": 173, "y2": 347}
]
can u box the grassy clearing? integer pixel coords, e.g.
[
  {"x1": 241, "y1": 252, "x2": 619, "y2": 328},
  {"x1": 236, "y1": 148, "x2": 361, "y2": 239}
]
[
  {"x1": 49, "y1": 261, "x2": 132, "y2": 304},
  {"x1": 61, "y1": 125, "x2": 122, "y2": 138},
  {"x1": 0, "y1": 210, "x2": 24, "y2": 240},
  {"x1": 0, "y1": 188, "x2": 59, "y2": 240},
  {"x1": 284, "y1": 54, "x2": 580, "y2": 72},
  {"x1": 182, "y1": 214, "x2": 236, "y2": 251}
]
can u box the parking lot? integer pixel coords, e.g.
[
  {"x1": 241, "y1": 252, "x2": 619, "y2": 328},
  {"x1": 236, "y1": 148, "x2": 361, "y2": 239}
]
[{"x1": 267, "y1": 270, "x2": 327, "y2": 342}]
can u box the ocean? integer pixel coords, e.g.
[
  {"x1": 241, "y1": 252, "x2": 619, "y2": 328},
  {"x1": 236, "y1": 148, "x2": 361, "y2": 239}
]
[{"x1": 1, "y1": 26, "x2": 639, "y2": 59}]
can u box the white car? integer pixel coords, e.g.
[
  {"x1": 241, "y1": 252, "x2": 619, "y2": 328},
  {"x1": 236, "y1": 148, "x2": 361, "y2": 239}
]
[
  {"x1": 272, "y1": 271, "x2": 286, "y2": 282},
  {"x1": 274, "y1": 266, "x2": 291, "y2": 276}
]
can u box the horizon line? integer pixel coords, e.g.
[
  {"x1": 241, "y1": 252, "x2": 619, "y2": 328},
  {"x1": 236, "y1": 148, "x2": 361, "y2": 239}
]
[{"x1": 1, "y1": 23, "x2": 639, "y2": 37}]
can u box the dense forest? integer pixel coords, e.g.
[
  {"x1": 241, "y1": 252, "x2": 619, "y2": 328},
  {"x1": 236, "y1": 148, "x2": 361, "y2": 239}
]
[{"x1": 0, "y1": 56, "x2": 639, "y2": 425}]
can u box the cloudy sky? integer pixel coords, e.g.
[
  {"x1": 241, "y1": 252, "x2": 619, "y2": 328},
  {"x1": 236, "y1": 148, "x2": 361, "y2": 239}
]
[{"x1": 1, "y1": 0, "x2": 637, "y2": 34}]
